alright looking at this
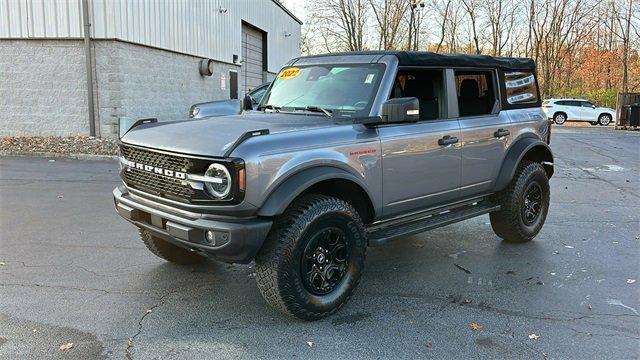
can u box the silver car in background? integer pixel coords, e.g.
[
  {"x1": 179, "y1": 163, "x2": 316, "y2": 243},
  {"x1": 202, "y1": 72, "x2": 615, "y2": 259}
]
[{"x1": 189, "y1": 82, "x2": 271, "y2": 118}]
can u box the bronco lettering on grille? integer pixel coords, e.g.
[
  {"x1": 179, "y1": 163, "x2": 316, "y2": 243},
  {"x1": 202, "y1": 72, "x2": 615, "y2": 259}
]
[{"x1": 121, "y1": 158, "x2": 187, "y2": 180}]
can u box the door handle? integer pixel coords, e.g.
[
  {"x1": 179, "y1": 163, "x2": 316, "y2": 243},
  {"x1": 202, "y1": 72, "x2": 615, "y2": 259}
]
[
  {"x1": 494, "y1": 128, "x2": 510, "y2": 137},
  {"x1": 438, "y1": 135, "x2": 459, "y2": 146}
]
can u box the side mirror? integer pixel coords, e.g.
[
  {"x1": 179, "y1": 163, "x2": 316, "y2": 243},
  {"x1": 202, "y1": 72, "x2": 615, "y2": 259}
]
[
  {"x1": 381, "y1": 97, "x2": 420, "y2": 123},
  {"x1": 592, "y1": 105, "x2": 596, "y2": 109},
  {"x1": 242, "y1": 94, "x2": 253, "y2": 110}
]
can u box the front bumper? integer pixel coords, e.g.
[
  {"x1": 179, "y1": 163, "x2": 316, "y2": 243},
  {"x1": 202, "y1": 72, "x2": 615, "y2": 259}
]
[{"x1": 113, "y1": 185, "x2": 272, "y2": 263}]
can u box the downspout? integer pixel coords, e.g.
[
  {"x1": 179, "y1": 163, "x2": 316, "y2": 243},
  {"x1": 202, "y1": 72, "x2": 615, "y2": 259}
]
[{"x1": 81, "y1": 0, "x2": 97, "y2": 137}]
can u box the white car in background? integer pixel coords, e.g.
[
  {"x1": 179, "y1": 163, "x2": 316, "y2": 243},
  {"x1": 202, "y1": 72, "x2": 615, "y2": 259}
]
[{"x1": 542, "y1": 98, "x2": 616, "y2": 126}]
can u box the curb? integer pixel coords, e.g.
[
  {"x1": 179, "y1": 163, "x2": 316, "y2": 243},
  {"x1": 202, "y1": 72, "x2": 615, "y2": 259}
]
[{"x1": 0, "y1": 151, "x2": 118, "y2": 161}]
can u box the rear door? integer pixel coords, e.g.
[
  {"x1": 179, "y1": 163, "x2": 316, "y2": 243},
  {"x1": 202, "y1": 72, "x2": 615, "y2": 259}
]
[
  {"x1": 456, "y1": 69, "x2": 510, "y2": 197},
  {"x1": 378, "y1": 68, "x2": 462, "y2": 217}
]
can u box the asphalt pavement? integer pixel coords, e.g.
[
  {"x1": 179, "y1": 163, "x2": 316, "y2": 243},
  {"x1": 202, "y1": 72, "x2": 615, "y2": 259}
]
[{"x1": 1, "y1": 126, "x2": 639, "y2": 359}]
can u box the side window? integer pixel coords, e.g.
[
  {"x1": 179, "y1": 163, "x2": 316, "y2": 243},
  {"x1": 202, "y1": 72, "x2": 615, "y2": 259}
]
[
  {"x1": 455, "y1": 70, "x2": 497, "y2": 117},
  {"x1": 503, "y1": 71, "x2": 538, "y2": 105},
  {"x1": 391, "y1": 69, "x2": 445, "y2": 121},
  {"x1": 581, "y1": 101, "x2": 594, "y2": 108},
  {"x1": 569, "y1": 101, "x2": 581, "y2": 107},
  {"x1": 250, "y1": 86, "x2": 268, "y2": 104}
]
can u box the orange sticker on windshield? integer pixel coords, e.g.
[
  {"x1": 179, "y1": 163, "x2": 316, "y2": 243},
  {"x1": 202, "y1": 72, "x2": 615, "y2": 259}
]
[{"x1": 278, "y1": 67, "x2": 301, "y2": 80}]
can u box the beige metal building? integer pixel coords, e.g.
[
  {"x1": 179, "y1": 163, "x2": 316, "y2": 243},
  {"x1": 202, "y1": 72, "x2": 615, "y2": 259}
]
[{"x1": 0, "y1": 0, "x2": 302, "y2": 137}]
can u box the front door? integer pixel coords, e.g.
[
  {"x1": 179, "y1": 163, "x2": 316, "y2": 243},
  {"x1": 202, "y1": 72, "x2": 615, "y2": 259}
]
[
  {"x1": 580, "y1": 101, "x2": 596, "y2": 121},
  {"x1": 379, "y1": 69, "x2": 461, "y2": 217},
  {"x1": 565, "y1": 101, "x2": 582, "y2": 120}
]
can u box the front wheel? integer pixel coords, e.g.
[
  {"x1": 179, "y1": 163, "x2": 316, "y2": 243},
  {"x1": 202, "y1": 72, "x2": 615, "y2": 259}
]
[
  {"x1": 490, "y1": 161, "x2": 550, "y2": 243},
  {"x1": 598, "y1": 114, "x2": 612, "y2": 126},
  {"x1": 255, "y1": 194, "x2": 366, "y2": 320}
]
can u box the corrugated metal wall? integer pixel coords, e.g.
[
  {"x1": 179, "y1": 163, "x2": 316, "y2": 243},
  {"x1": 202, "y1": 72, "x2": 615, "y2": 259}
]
[{"x1": 0, "y1": 0, "x2": 301, "y2": 73}]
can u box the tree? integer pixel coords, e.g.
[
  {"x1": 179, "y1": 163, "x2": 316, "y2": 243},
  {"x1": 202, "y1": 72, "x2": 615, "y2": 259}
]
[
  {"x1": 368, "y1": 0, "x2": 409, "y2": 50},
  {"x1": 308, "y1": 0, "x2": 369, "y2": 52}
]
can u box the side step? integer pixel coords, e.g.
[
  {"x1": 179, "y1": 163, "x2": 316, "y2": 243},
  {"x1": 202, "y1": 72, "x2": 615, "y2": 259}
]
[{"x1": 366, "y1": 201, "x2": 500, "y2": 246}]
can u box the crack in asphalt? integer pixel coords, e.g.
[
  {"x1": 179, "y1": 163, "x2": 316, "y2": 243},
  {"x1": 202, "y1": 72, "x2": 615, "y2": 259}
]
[
  {"x1": 125, "y1": 289, "x2": 178, "y2": 360},
  {"x1": 0, "y1": 282, "x2": 152, "y2": 296},
  {"x1": 561, "y1": 324, "x2": 640, "y2": 340},
  {"x1": 365, "y1": 290, "x2": 639, "y2": 323},
  {"x1": 0, "y1": 282, "x2": 112, "y2": 294}
]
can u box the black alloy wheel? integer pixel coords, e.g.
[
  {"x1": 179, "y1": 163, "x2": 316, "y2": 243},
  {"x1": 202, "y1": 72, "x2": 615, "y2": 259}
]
[
  {"x1": 301, "y1": 227, "x2": 350, "y2": 295},
  {"x1": 521, "y1": 182, "x2": 543, "y2": 226}
]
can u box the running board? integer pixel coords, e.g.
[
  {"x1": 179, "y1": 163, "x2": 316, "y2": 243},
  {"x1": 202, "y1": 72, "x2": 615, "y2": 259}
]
[{"x1": 366, "y1": 201, "x2": 500, "y2": 246}]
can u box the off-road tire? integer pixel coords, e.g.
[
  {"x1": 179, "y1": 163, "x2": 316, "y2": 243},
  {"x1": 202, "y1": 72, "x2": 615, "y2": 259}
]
[
  {"x1": 490, "y1": 161, "x2": 550, "y2": 243},
  {"x1": 553, "y1": 112, "x2": 567, "y2": 125},
  {"x1": 139, "y1": 229, "x2": 206, "y2": 265},
  {"x1": 255, "y1": 194, "x2": 366, "y2": 321},
  {"x1": 598, "y1": 114, "x2": 612, "y2": 126}
]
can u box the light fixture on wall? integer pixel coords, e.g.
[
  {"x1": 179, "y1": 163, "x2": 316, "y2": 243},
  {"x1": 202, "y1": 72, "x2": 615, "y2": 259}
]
[
  {"x1": 199, "y1": 59, "x2": 214, "y2": 76},
  {"x1": 283, "y1": 31, "x2": 292, "y2": 38},
  {"x1": 219, "y1": 7, "x2": 227, "y2": 13}
]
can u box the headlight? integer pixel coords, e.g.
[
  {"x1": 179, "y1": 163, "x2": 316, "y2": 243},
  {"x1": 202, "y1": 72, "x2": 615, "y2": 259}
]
[{"x1": 203, "y1": 163, "x2": 231, "y2": 198}]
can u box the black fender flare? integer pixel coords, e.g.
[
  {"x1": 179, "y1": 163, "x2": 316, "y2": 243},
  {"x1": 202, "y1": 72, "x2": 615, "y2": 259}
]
[
  {"x1": 257, "y1": 166, "x2": 373, "y2": 217},
  {"x1": 494, "y1": 137, "x2": 554, "y2": 192}
]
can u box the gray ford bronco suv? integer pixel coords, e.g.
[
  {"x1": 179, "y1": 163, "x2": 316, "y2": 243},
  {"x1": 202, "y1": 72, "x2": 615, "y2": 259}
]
[{"x1": 114, "y1": 51, "x2": 553, "y2": 320}]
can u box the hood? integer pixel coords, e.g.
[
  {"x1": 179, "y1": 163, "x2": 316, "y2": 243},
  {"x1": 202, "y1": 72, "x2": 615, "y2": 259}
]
[{"x1": 120, "y1": 112, "x2": 337, "y2": 157}]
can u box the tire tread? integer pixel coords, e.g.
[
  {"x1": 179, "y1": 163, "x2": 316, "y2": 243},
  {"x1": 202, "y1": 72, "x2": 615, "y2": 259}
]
[
  {"x1": 255, "y1": 194, "x2": 366, "y2": 321},
  {"x1": 490, "y1": 161, "x2": 550, "y2": 243}
]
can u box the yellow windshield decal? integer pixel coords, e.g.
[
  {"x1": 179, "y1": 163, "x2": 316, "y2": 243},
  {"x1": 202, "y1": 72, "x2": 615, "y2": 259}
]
[{"x1": 278, "y1": 67, "x2": 301, "y2": 80}]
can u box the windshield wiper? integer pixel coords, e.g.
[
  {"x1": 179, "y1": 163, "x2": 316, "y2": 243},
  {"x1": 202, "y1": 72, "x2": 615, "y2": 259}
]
[
  {"x1": 295, "y1": 106, "x2": 333, "y2": 117},
  {"x1": 262, "y1": 104, "x2": 281, "y2": 112}
]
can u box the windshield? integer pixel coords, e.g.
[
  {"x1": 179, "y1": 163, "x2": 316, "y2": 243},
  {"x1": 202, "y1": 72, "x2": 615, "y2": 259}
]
[{"x1": 261, "y1": 63, "x2": 385, "y2": 117}]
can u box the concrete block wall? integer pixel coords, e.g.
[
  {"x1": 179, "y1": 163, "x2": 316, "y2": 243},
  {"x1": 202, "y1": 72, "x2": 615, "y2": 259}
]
[
  {"x1": 0, "y1": 40, "x2": 90, "y2": 137},
  {"x1": 0, "y1": 39, "x2": 241, "y2": 138},
  {"x1": 94, "y1": 41, "x2": 239, "y2": 137}
]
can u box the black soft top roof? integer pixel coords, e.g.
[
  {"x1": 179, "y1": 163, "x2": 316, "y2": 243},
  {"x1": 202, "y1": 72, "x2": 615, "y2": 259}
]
[{"x1": 305, "y1": 51, "x2": 535, "y2": 71}]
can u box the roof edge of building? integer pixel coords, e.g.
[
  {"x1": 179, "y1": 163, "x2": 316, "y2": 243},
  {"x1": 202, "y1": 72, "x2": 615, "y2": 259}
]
[{"x1": 271, "y1": 0, "x2": 303, "y2": 25}]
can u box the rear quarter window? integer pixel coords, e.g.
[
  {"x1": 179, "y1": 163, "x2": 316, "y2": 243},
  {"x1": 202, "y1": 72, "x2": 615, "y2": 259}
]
[{"x1": 503, "y1": 71, "x2": 539, "y2": 105}]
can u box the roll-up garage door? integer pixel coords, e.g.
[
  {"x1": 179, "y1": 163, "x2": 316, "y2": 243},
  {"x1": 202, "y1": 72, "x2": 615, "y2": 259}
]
[{"x1": 241, "y1": 24, "x2": 265, "y2": 95}]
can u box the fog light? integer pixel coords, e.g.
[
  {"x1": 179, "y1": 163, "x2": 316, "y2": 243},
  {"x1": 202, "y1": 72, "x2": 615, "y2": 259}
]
[{"x1": 205, "y1": 230, "x2": 230, "y2": 246}]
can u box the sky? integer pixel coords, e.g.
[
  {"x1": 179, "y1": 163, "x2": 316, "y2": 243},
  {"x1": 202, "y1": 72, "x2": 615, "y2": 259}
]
[{"x1": 281, "y1": 0, "x2": 306, "y2": 23}]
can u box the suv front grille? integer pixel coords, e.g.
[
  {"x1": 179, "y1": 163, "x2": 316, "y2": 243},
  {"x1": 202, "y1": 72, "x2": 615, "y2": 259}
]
[
  {"x1": 122, "y1": 167, "x2": 195, "y2": 201},
  {"x1": 119, "y1": 144, "x2": 244, "y2": 205},
  {"x1": 120, "y1": 145, "x2": 199, "y2": 203},
  {"x1": 121, "y1": 145, "x2": 192, "y2": 172}
]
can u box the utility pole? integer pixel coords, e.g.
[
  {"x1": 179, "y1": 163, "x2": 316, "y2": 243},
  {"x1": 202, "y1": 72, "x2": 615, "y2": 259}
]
[
  {"x1": 407, "y1": 0, "x2": 425, "y2": 51},
  {"x1": 82, "y1": 0, "x2": 97, "y2": 137}
]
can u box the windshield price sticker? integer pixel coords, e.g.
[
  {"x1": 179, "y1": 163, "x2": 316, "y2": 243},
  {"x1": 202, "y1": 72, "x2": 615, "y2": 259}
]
[
  {"x1": 279, "y1": 67, "x2": 301, "y2": 80},
  {"x1": 365, "y1": 73, "x2": 375, "y2": 83}
]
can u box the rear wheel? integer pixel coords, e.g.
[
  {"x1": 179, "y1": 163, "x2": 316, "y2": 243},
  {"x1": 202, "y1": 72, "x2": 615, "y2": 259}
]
[
  {"x1": 553, "y1": 113, "x2": 566, "y2": 125},
  {"x1": 490, "y1": 161, "x2": 550, "y2": 243},
  {"x1": 598, "y1": 114, "x2": 612, "y2": 126},
  {"x1": 139, "y1": 229, "x2": 206, "y2": 265},
  {"x1": 255, "y1": 194, "x2": 366, "y2": 321}
]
